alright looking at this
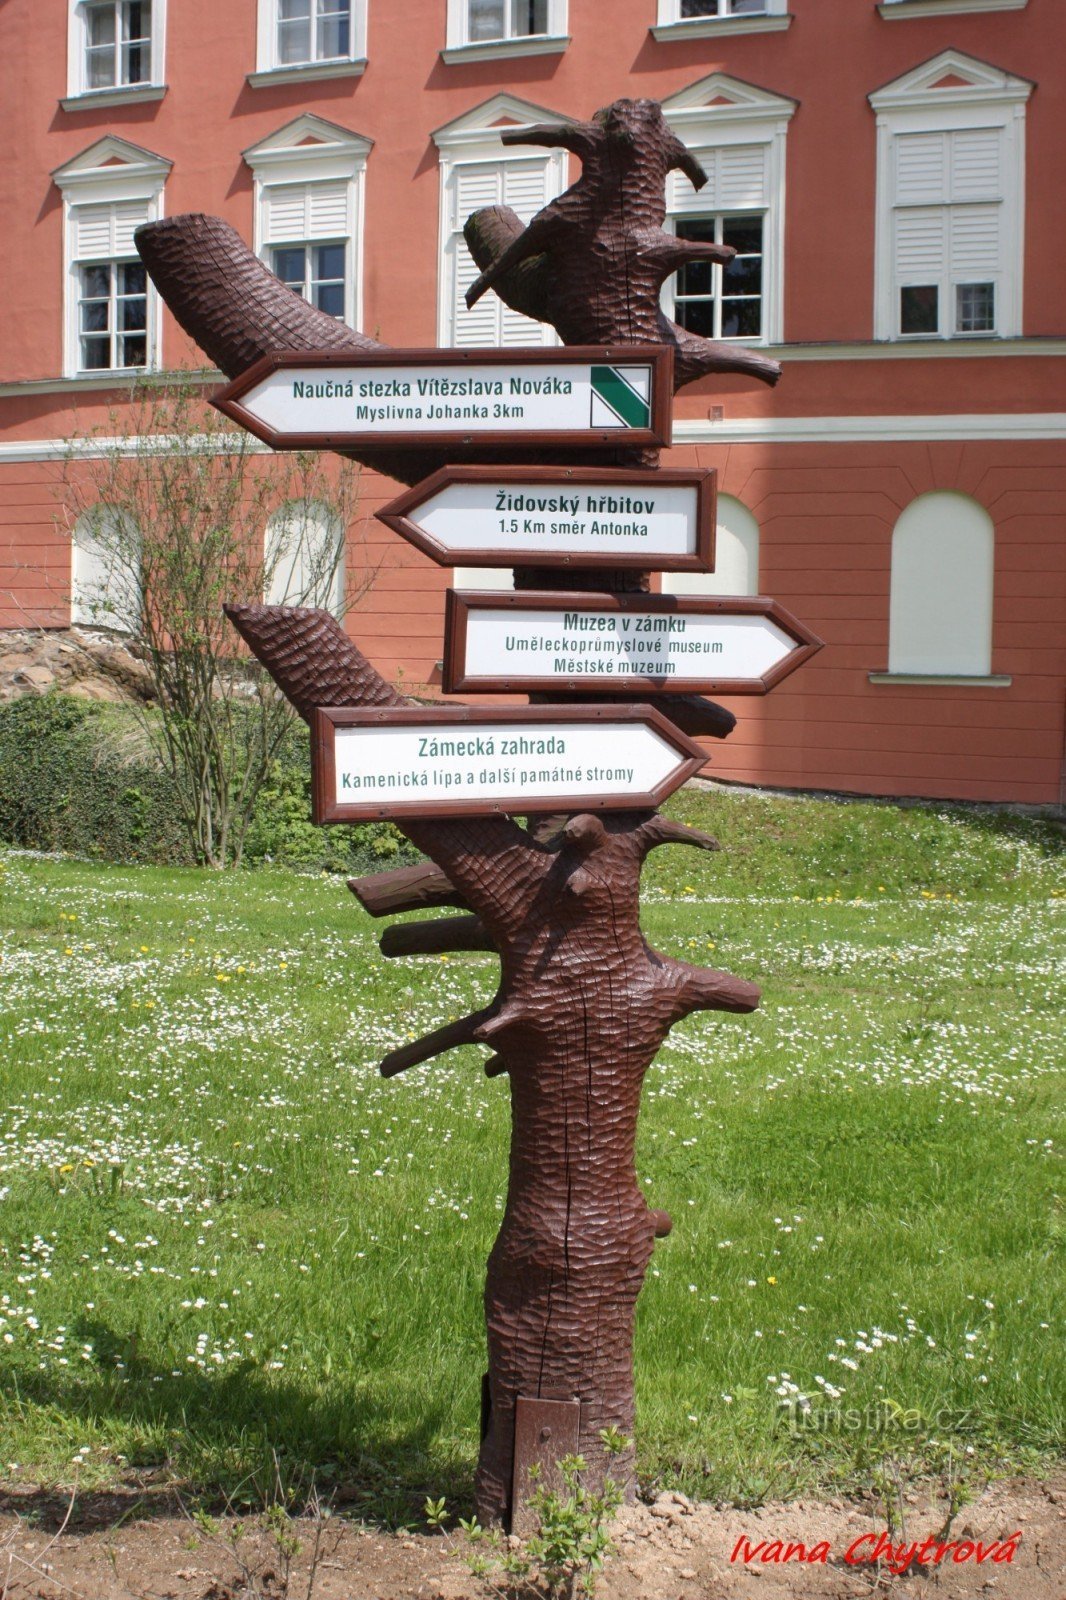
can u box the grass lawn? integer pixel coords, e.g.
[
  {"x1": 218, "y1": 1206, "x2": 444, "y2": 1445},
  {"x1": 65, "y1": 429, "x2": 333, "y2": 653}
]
[{"x1": 0, "y1": 789, "x2": 1062, "y2": 1518}]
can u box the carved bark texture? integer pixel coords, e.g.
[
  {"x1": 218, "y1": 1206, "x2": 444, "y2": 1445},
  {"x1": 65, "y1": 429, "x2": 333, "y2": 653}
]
[{"x1": 138, "y1": 95, "x2": 770, "y2": 1528}]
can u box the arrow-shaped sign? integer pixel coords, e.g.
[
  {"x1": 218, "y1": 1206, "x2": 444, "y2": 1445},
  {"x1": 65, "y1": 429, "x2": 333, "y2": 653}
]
[
  {"x1": 377, "y1": 465, "x2": 716, "y2": 572},
  {"x1": 443, "y1": 593, "x2": 823, "y2": 696},
  {"x1": 311, "y1": 704, "x2": 706, "y2": 824},
  {"x1": 213, "y1": 346, "x2": 673, "y2": 452}
]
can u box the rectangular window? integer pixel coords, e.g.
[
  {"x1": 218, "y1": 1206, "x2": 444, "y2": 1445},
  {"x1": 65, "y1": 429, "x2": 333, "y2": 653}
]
[
  {"x1": 277, "y1": 0, "x2": 351, "y2": 65},
  {"x1": 445, "y1": 158, "x2": 557, "y2": 346},
  {"x1": 892, "y1": 127, "x2": 1003, "y2": 338},
  {"x1": 85, "y1": 0, "x2": 152, "y2": 88},
  {"x1": 672, "y1": 215, "x2": 764, "y2": 340},
  {"x1": 271, "y1": 242, "x2": 347, "y2": 318},
  {"x1": 78, "y1": 261, "x2": 148, "y2": 370},
  {"x1": 467, "y1": 0, "x2": 549, "y2": 42}
]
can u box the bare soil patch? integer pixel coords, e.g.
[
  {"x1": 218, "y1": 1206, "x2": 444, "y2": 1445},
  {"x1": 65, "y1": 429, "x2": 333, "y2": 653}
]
[{"x1": 1, "y1": 1477, "x2": 1062, "y2": 1600}]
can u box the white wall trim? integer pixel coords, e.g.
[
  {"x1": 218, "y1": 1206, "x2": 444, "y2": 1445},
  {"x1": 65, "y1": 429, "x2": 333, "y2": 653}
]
[
  {"x1": 671, "y1": 413, "x2": 1066, "y2": 444},
  {"x1": 60, "y1": 85, "x2": 167, "y2": 113},
  {"x1": 246, "y1": 59, "x2": 366, "y2": 88},
  {"x1": 869, "y1": 673, "x2": 1012, "y2": 686},
  {"x1": 0, "y1": 435, "x2": 270, "y2": 465},
  {"x1": 878, "y1": 0, "x2": 1028, "y2": 17},
  {"x1": 3, "y1": 413, "x2": 1063, "y2": 464},
  {"x1": 67, "y1": 0, "x2": 167, "y2": 101},
  {"x1": 440, "y1": 35, "x2": 569, "y2": 64},
  {"x1": 652, "y1": 15, "x2": 792, "y2": 42}
]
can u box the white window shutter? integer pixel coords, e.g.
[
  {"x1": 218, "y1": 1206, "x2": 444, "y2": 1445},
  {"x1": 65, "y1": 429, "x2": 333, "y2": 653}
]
[
  {"x1": 264, "y1": 184, "x2": 311, "y2": 245},
  {"x1": 669, "y1": 151, "x2": 716, "y2": 215},
  {"x1": 453, "y1": 163, "x2": 504, "y2": 229},
  {"x1": 306, "y1": 181, "x2": 349, "y2": 240},
  {"x1": 452, "y1": 246, "x2": 500, "y2": 346},
  {"x1": 717, "y1": 144, "x2": 767, "y2": 209},
  {"x1": 894, "y1": 132, "x2": 947, "y2": 205},
  {"x1": 72, "y1": 205, "x2": 115, "y2": 260},
  {"x1": 949, "y1": 128, "x2": 1002, "y2": 201},
  {"x1": 113, "y1": 201, "x2": 149, "y2": 255},
  {"x1": 950, "y1": 204, "x2": 1000, "y2": 278},
  {"x1": 502, "y1": 159, "x2": 550, "y2": 220},
  {"x1": 894, "y1": 207, "x2": 946, "y2": 280}
]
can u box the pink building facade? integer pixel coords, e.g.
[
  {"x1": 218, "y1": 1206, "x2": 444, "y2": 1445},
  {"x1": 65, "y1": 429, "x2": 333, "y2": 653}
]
[{"x1": 1, "y1": 0, "x2": 1063, "y2": 803}]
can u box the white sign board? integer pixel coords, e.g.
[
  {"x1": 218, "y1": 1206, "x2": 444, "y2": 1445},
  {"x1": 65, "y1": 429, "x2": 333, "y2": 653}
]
[
  {"x1": 214, "y1": 347, "x2": 672, "y2": 450},
  {"x1": 378, "y1": 467, "x2": 715, "y2": 571},
  {"x1": 312, "y1": 706, "x2": 705, "y2": 822},
  {"x1": 443, "y1": 594, "x2": 823, "y2": 695}
]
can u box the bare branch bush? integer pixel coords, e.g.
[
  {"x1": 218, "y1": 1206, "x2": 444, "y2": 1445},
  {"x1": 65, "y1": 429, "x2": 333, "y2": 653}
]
[{"x1": 58, "y1": 372, "x2": 369, "y2": 868}]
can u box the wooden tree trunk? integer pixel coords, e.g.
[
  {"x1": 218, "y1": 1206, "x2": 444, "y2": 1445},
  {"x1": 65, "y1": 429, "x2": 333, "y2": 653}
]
[{"x1": 136, "y1": 95, "x2": 777, "y2": 1526}]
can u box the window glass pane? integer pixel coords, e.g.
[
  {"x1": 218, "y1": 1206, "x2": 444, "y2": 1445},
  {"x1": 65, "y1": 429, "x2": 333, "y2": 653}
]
[
  {"x1": 724, "y1": 255, "x2": 762, "y2": 295},
  {"x1": 677, "y1": 258, "x2": 714, "y2": 298},
  {"x1": 900, "y1": 284, "x2": 939, "y2": 335},
  {"x1": 119, "y1": 333, "x2": 147, "y2": 367},
  {"x1": 317, "y1": 0, "x2": 350, "y2": 59},
  {"x1": 469, "y1": 0, "x2": 507, "y2": 40},
  {"x1": 676, "y1": 300, "x2": 716, "y2": 337},
  {"x1": 119, "y1": 262, "x2": 146, "y2": 296},
  {"x1": 722, "y1": 216, "x2": 763, "y2": 256},
  {"x1": 81, "y1": 301, "x2": 110, "y2": 334},
  {"x1": 731, "y1": 0, "x2": 768, "y2": 13},
  {"x1": 722, "y1": 299, "x2": 761, "y2": 338},
  {"x1": 314, "y1": 282, "x2": 345, "y2": 318},
  {"x1": 272, "y1": 247, "x2": 307, "y2": 286},
  {"x1": 278, "y1": 0, "x2": 312, "y2": 62},
  {"x1": 119, "y1": 296, "x2": 147, "y2": 332},
  {"x1": 314, "y1": 242, "x2": 346, "y2": 282},
  {"x1": 681, "y1": 0, "x2": 720, "y2": 14},
  {"x1": 81, "y1": 337, "x2": 112, "y2": 370},
  {"x1": 955, "y1": 282, "x2": 995, "y2": 334},
  {"x1": 87, "y1": 5, "x2": 117, "y2": 47},
  {"x1": 510, "y1": 0, "x2": 548, "y2": 35},
  {"x1": 81, "y1": 264, "x2": 112, "y2": 299}
]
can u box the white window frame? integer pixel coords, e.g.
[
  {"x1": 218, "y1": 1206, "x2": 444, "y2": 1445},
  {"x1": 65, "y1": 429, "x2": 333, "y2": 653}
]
[
  {"x1": 250, "y1": 0, "x2": 367, "y2": 86},
  {"x1": 870, "y1": 51, "x2": 1032, "y2": 342},
  {"x1": 53, "y1": 136, "x2": 170, "y2": 379},
  {"x1": 878, "y1": 0, "x2": 1028, "y2": 19},
  {"x1": 652, "y1": 0, "x2": 791, "y2": 42},
  {"x1": 65, "y1": 0, "x2": 167, "y2": 109},
  {"x1": 432, "y1": 95, "x2": 571, "y2": 348},
  {"x1": 442, "y1": 0, "x2": 569, "y2": 63},
  {"x1": 244, "y1": 116, "x2": 372, "y2": 333},
  {"x1": 661, "y1": 74, "x2": 796, "y2": 348}
]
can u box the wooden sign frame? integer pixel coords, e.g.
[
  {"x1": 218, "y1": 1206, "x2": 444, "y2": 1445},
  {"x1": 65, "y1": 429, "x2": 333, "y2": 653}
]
[
  {"x1": 311, "y1": 703, "x2": 706, "y2": 824},
  {"x1": 376, "y1": 465, "x2": 716, "y2": 572},
  {"x1": 442, "y1": 592, "x2": 824, "y2": 696},
  {"x1": 213, "y1": 346, "x2": 674, "y2": 452}
]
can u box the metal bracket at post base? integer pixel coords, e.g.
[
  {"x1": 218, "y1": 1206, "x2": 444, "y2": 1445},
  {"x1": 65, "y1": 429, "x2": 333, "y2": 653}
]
[{"x1": 510, "y1": 1394, "x2": 583, "y2": 1536}]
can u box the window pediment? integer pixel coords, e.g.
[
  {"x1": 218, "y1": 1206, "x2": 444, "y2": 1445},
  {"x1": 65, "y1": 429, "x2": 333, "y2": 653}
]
[{"x1": 869, "y1": 50, "x2": 1034, "y2": 113}]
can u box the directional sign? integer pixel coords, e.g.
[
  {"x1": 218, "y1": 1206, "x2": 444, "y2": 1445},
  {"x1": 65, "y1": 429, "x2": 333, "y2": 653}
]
[
  {"x1": 443, "y1": 593, "x2": 823, "y2": 696},
  {"x1": 311, "y1": 705, "x2": 706, "y2": 823},
  {"x1": 377, "y1": 466, "x2": 715, "y2": 572},
  {"x1": 213, "y1": 346, "x2": 673, "y2": 452}
]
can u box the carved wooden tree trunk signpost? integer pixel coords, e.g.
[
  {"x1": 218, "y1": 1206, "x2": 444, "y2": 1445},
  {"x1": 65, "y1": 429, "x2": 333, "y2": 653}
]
[{"x1": 136, "y1": 98, "x2": 820, "y2": 1530}]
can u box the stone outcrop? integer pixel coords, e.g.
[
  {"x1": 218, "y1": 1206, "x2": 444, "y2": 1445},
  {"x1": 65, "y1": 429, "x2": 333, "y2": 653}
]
[{"x1": 0, "y1": 629, "x2": 155, "y2": 704}]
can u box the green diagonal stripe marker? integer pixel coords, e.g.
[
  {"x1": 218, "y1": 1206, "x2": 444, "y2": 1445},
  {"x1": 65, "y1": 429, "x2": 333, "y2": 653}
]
[{"x1": 591, "y1": 365, "x2": 651, "y2": 429}]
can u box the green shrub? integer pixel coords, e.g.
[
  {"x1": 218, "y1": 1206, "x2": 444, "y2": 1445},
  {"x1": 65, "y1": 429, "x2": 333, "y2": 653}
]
[
  {"x1": 0, "y1": 694, "x2": 189, "y2": 864},
  {"x1": 0, "y1": 695, "x2": 418, "y2": 874}
]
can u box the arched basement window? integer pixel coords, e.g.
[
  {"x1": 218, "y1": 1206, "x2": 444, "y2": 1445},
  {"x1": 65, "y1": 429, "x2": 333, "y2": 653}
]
[
  {"x1": 661, "y1": 494, "x2": 760, "y2": 597},
  {"x1": 71, "y1": 506, "x2": 141, "y2": 631},
  {"x1": 265, "y1": 500, "x2": 345, "y2": 614},
  {"x1": 888, "y1": 492, "x2": 993, "y2": 675}
]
